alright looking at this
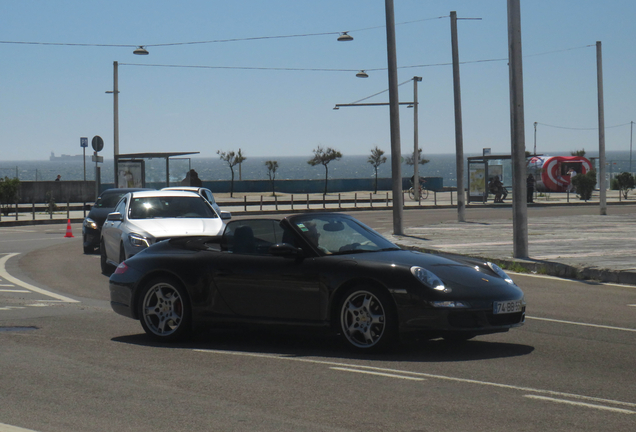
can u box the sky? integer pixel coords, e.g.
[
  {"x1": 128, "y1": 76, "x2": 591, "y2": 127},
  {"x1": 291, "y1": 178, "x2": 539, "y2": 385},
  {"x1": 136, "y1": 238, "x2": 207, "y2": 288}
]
[{"x1": 1, "y1": 0, "x2": 635, "y2": 161}]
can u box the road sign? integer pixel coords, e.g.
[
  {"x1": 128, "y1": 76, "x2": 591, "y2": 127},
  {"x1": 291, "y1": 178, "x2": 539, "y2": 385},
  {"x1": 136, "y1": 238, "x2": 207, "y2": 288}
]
[
  {"x1": 80, "y1": 137, "x2": 88, "y2": 148},
  {"x1": 91, "y1": 155, "x2": 104, "y2": 163},
  {"x1": 92, "y1": 136, "x2": 104, "y2": 152}
]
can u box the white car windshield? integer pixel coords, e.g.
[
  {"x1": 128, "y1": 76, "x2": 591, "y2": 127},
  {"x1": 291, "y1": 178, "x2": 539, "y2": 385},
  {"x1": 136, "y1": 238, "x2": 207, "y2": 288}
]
[{"x1": 129, "y1": 196, "x2": 217, "y2": 219}]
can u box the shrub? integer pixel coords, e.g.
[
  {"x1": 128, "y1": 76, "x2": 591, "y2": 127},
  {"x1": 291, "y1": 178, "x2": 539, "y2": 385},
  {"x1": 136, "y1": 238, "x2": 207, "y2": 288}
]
[
  {"x1": 571, "y1": 170, "x2": 597, "y2": 201},
  {"x1": 0, "y1": 177, "x2": 20, "y2": 216},
  {"x1": 614, "y1": 172, "x2": 635, "y2": 199}
]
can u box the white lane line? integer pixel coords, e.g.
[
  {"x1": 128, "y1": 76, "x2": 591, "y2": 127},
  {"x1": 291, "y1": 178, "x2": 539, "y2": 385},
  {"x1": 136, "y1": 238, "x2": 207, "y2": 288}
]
[
  {"x1": 330, "y1": 367, "x2": 426, "y2": 381},
  {"x1": 0, "y1": 253, "x2": 79, "y2": 303},
  {"x1": 194, "y1": 349, "x2": 636, "y2": 410},
  {"x1": 524, "y1": 395, "x2": 635, "y2": 414},
  {"x1": 510, "y1": 272, "x2": 636, "y2": 289},
  {"x1": 0, "y1": 289, "x2": 31, "y2": 293},
  {"x1": 0, "y1": 237, "x2": 71, "y2": 243},
  {"x1": 0, "y1": 422, "x2": 41, "y2": 432},
  {"x1": 526, "y1": 316, "x2": 636, "y2": 333}
]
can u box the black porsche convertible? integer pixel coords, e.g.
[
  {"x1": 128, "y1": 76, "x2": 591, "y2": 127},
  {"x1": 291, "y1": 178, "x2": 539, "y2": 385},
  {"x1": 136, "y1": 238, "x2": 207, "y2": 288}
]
[{"x1": 109, "y1": 212, "x2": 525, "y2": 351}]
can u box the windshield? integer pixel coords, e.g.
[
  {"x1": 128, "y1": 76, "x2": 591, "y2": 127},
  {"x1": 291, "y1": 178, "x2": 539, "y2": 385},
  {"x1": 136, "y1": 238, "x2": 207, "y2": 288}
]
[
  {"x1": 95, "y1": 192, "x2": 126, "y2": 208},
  {"x1": 290, "y1": 215, "x2": 399, "y2": 255},
  {"x1": 129, "y1": 196, "x2": 218, "y2": 219}
]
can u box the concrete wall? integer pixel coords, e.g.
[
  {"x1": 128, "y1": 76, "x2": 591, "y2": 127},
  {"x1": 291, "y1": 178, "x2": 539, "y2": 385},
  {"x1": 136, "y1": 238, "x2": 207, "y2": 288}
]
[
  {"x1": 17, "y1": 181, "x2": 96, "y2": 204},
  {"x1": 13, "y1": 177, "x2": 443, "y2": 203},
  {"x1": 146, "y1": 177, "x2": 444, "y2": 195}
]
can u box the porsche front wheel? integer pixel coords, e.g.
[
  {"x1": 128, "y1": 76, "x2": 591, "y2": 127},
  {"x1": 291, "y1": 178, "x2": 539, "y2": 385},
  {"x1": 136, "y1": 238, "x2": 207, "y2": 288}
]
[{"x1": 339, "y1": 286, "x2": 397, "y2": 352}]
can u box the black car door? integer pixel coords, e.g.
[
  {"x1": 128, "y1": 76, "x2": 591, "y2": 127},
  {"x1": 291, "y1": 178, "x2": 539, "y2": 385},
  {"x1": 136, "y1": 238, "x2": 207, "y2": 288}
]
[{"x1": 212, "y1": 220, "x2": 322, "y2": 321}]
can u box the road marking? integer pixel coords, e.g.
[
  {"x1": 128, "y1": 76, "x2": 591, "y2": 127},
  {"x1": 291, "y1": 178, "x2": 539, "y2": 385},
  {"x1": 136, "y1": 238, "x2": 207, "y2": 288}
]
[
  {"x1": 0, "y1": 237, "x2": 71, "y2": 243},
  {"x1": 0, "y1": 306, "x2": 26, "y2": 311},
  {"x1": 524, "y1": 395, "x2": 635, "y2": 414},
  {"x1": 195, "y1": 349, "x2": 636, "y2": 411},
  {"x1": 0, "y1": 422, "x2": 41, "y2": 432},
  {"x1": 330, "y1": 367, "x2": 426, "y2": 381},
  {"x1": 511, "y1": 272, "x2": 636, "y2": 289},
  {"x1": 0, "y1": 253, "x2": 78, "y2": 303},
  {"x1": 526, "y1": 316, "x2": 636, "y2": 333},
  {"x1": 0, "y1": 289, "x2": 30, "y2": 293}
]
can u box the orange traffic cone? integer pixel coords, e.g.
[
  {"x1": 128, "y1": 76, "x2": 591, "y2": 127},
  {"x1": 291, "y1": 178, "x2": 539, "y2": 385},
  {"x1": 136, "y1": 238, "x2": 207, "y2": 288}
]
[{"x1": 64, "y1": 219, "x2": 74, "y2": 238}]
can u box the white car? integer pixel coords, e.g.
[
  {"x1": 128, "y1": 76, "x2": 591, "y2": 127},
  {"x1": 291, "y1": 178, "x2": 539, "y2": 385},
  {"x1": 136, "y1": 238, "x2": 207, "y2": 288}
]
[
  {"x1": 161, "y1": 186, "x2": 229, "y2": 219},
  {"x1": 100, "y1": 190, "x2": 229, "y2": 273}
]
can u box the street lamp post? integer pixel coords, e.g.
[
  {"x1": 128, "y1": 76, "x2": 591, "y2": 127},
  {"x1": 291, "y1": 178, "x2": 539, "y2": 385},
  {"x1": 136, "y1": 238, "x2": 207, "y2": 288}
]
[
  {"x1": 106, "y1": 61, "x2": 120, "y2": 188},
  {"x1": 630, "y1": 121, "x2": 634, "y2": 173},
  {"x1": 384, "y1": 0, "x2": 403, "y2": 236},
  {"x1": 412, "y1": 77, "x2": 422, "y2": 200},
  {"x1": 507, "y1": 0, "x2": 529, "y2": 258}
]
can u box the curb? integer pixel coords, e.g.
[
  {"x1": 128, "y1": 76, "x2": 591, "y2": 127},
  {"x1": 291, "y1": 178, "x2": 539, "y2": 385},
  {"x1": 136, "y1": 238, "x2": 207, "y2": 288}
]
[{"x1": 401, "y1": 244, "x2": 636, "y2": 287}]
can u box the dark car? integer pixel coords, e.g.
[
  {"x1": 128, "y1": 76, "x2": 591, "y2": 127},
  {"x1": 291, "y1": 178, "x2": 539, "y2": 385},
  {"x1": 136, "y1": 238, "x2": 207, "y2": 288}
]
[
  {"x1": 109, "y1": 213, "x2": 525, "y2": 352},
  {"x1": 82, "y1": 188, "x2": 152, "y2": 254}
]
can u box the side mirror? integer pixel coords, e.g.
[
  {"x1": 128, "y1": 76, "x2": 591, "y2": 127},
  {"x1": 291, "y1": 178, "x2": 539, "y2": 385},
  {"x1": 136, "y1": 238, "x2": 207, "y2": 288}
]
[
  {"x1": 269, "y1": 243, "x2": 302, "y2": 257},
  {"x1": 220, "y1": 211, "x2": 232, "y2": 220},
  {"x1": 106, "y1": 212, "x2": 123, "y2": 222}
]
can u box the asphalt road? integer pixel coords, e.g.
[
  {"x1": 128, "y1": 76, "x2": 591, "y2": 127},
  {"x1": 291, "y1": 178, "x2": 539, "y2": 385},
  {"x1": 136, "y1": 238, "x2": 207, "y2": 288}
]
[{"x1": 1, "y1": 208, "x2": 635, "y2": 432}]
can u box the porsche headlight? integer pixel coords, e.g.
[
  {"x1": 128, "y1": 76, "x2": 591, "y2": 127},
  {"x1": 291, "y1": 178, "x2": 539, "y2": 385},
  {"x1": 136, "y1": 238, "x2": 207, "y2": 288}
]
[
  {"x1": 411, "y1": 266, "x2": 445, "y2": 291},
  {"x1": 487, "y1": 262, "x2": 514, "y2": 284},
  {"x1": 83, "y1": 217, "x2": 98, "y2": 230},
  {"x1": 128, "y1": 233, "x2": 150, "y2": 248}
]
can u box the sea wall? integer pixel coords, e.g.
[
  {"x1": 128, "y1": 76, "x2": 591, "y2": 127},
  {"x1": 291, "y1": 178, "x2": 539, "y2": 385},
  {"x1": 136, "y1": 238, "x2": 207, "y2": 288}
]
[{"x1": 12, "y1": 177, "x2": 443, "y2": 203}]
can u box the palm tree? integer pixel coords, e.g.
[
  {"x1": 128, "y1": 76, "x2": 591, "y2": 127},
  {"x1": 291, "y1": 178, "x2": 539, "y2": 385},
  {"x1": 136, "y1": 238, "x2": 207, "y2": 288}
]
[
  {"x1": 217, "y1": 149, "x2": 246, "y2": 197},
  {"x1": 265, "y1": 160, "x2": 279, "y2": 196},
  {"x1": 307, "y1": 146, "x2": 342, "y2": 196},
  {"x1": 367, "y1": 146, "x2": 387, "y2": 194}
]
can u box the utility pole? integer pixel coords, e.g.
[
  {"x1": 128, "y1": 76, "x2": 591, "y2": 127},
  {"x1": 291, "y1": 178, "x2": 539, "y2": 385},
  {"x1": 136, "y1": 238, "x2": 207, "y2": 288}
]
[
  {"x1": 596, "y1": 41, "x2": 607, "y2": 215},
  {"x1": 630, "y1": 121, "x2": 634, "y2": 173},
  {"x1": 413, "y1": 76, "x2": 422, "y2": 200},
  {"x1": 113, "y1": 61, "x2": 120, "y2": 188},
  {"x1": 450, "y1": 11, "x2": 466, "y2": 222},
  {"x1": 385, "y1": 0, "x2": 403, "y2": 235},
  {"x1": 507, "y1": 0, "x2": 528, "y2": 258}
]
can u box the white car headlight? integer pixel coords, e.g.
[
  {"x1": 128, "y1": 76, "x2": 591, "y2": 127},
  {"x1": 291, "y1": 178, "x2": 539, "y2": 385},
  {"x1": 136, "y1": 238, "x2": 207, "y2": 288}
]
[
  {"x1": 411, "y1": 266, "x2": 446, "y2": 291},
  {"x1": 128, "y1": 233, "x2": 150, "y2": 248},
  {"x1": 487, "y1": 262, "x2": 514, "y2": 284},
  {"x1": 83, "y1": 218, "x2": 98, "y2": 230}
]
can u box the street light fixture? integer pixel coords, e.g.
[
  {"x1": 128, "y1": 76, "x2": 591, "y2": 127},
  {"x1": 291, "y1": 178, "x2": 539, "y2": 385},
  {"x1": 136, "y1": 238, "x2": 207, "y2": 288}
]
[
  {"x1": 133, "y1": 46, "x2": 149, "y2": 55},
  {"x1": 356, "y1": 70, "x2": 369, "y2": 78},
  {"x1": 337, "y1": 32, "x2": 354, "y2": 42}
]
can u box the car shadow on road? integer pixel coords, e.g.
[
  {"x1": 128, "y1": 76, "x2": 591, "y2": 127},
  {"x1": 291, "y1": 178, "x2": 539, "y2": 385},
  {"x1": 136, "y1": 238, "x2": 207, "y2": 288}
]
[{"x1": 112, "y1": 328, "x2": 534, "y2": 363}]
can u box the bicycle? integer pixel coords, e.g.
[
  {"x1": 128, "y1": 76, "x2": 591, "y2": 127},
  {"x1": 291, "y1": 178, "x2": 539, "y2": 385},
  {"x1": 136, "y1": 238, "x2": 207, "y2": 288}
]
[{"x1": 407, "y1": 183, "x2": 429, "y2": 201}]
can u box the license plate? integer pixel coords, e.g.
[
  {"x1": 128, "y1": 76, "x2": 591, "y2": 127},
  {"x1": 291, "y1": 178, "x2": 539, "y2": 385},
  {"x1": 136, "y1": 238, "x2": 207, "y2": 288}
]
[{"x1": 493, "y1": 300, "x2": 522, "y2": 314}]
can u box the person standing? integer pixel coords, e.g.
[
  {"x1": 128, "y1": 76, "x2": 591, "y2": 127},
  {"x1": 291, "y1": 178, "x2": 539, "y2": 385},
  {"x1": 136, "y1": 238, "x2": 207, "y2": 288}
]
[
  {"x1": 55, "y1": 174, "x2": 61, "y2": 181},
  {"x1": 567, "y1": 168, "x2": 577, "y2": 192},
  {"x1": 527, "y1": 174, "x2": 535, "y2": 203}
]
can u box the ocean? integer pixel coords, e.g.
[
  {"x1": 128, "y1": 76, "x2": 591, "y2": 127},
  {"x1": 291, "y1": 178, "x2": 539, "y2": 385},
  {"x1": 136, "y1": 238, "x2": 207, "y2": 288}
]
[{"x1": 1, "y1": 151, "x2": 633, "y2": 186}]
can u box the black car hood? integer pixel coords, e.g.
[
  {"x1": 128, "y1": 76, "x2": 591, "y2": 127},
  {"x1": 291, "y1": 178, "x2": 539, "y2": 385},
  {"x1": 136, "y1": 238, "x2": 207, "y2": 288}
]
[
  {"x1": 340, "y1": 249, "x2": 519, "y2": 294},
  {"x1": 86, "y1": 207, "x2": 115, "y2": 227}
]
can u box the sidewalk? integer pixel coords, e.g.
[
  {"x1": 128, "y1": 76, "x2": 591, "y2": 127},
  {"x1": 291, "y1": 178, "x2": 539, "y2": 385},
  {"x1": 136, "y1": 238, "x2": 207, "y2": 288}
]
[
  {"x1": 2, "y1": 190, "x2": 635, "y2": 285},
  {"x1": 385, "y1": 212, "x2": 636, "y2": 286}
]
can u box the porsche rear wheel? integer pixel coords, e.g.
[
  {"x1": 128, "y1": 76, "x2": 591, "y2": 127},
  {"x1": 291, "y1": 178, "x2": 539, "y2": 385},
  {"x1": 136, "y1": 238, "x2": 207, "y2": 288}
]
[
  {"x1": 339, "y1": 286, "x2": 397, "y2": 352},
  {"x1": 139, "y1": 278, "x2": 191, "y2": 342}
]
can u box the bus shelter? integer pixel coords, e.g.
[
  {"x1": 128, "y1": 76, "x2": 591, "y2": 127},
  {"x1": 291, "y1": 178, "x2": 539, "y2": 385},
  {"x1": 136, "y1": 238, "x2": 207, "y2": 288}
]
[
  {"x1": 115, "y1": 151, "x2": 199, "y2": 188},
  {"x1": 467, "y1": 154, "x2": 512, "y2": 203}
]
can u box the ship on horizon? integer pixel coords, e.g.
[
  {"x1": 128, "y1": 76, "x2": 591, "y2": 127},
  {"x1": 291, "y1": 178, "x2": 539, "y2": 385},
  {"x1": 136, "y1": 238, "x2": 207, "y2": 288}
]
[{"x1": 49, "y1": 152, "x2": 88, "y2": 161}]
